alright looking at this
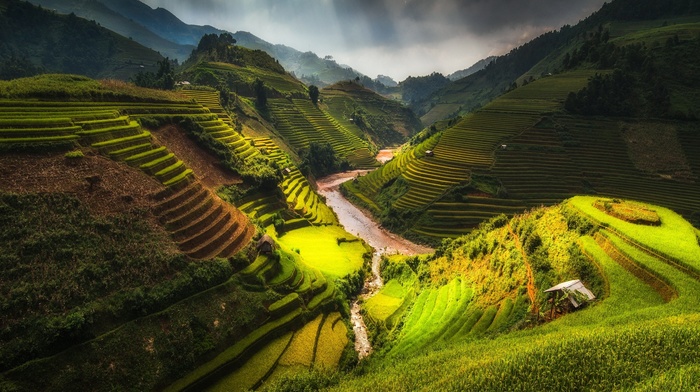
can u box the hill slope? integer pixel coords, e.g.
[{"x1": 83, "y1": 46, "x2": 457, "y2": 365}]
[
  {"x1": 27, "y1": 0, "x2": 197, "y2": 62},
  {"x1": 343, "y1": 2, "x2": 700, "y2": 245},
  {"x1": 0, "y1": 74, "x2": 367, "y2": 390},
  {"x1": 0, "y1": 0, "x2": 165, "y2": 80},
  {"x1": 416, "y1": 0, "x2": 700, "y2": 125}
]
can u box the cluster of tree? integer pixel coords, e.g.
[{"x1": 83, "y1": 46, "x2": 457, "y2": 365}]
[
  {"x1": 0, "y1": 55, "x2": 41, "y2": 80},
  {"x1": 132, "y1": 58, "x2": 176, "y2": 90},
  {"x1": 194, "y1": 33, "x2": 239, "y2": 63},
  {"x1": 186, "y1": 33, "x2": 285, "y2": 74},
  {"x1": 562, "y1": 30, "x2": 693, "y2": 117},
  {"x1": 299, "y1": 142, "x2": 348, "y2": 177},
  {"x1": 592, "y1": 0, "x2": 700, "y2": 21},
  {"x1": 400, "y1": 72, "x2": 451, "y2": 104},
  {"x1": 308, "y1": 85, "x2": 319, "y2": 105}
]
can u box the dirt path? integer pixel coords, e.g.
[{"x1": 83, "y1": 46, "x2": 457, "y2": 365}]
[
  {"x1": 507, "y1": 223, "x2": 538, "y2": 315},
  {"x1": 317, "y1": 171, "x2": 432, "y2": 359}
]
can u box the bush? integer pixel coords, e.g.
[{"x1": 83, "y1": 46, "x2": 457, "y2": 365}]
[{"x1": 64, "y1": 150, "x2": 84, "y2": 159}]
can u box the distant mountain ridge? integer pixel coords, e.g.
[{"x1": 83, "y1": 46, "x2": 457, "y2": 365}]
[
  {"x1": 27, "y1": 0, "x2": 199, "y2": 61},
  {"x1": 0, "y1": 0, "x2": 164, "y2": 80},
  {"x1": 447, "y1": 56, "x2": 497, "y2": 81},
  {"x1": 27, "y1": 0, "x2": 367, "y2": 86}
]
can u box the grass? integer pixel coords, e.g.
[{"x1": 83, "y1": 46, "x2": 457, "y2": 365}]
[
  {"x1": 569, "y1": 196, "x2": 700, "y2": 272},
  {"x1": 276, "y1": 226, "x2": 368, "y2": 278},
  {"x1": 207, "y1": 331, "x2": 294, "y2": 392},
  {"x1": 277, "y1": 314, "x2": 324, "y2": 368},
  {"x1": 314, "y1": 313, "x2": 349, "y2": 370},
  {"x1": 320, "y1": 195, "x2": 700, "y2": 391}
]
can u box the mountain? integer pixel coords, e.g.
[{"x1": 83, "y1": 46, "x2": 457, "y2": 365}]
[
  {"x1": 0, "y1": 0, "x2": 164, "y2": 80},
  {"x1": 95, "y1": 0, "x2": 222, "y2": 47},
  {"x1": 27, "y1": 0, "x2": 368, "y2": 87},
  {"x1": 415, "y1": 0, "x2": 700, "y2": 125},
  {"x1": 343, "y1": 0, "x2": 700, "y2": 246},
  {"x1": 447, "y1": 56, "x2": 497, "y2": 81},
  {"x1": 26, "y1": 0, "x2": 208, "y2": 62},
  {"x1": 231, "y1": 31, "x2": 364, "y2": 87}
]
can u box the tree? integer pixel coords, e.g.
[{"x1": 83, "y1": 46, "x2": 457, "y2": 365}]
[
  {"x1": 254, "y1": 78, "x2": 267, "y2": 108},
  {"x1": 308, "y1": 85, "x2": 319, "y2": 105},
  {"x1": 132, "y1": 57, "x2": 175, "y2": 90}
]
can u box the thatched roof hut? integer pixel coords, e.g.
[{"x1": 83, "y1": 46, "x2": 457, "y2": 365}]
[
  {"x1": 257, "y1": 234, "x2": 276, "y2": 254},
  {"x1": 544, "y1": 279, "x2": 595, "y2": 308}
]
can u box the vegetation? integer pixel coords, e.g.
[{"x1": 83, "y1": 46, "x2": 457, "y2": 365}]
[
  {"x1": 0, "y1": 0, "x2": 164, "y2": 80},
  {"x1": 132, "y1": 58, "x2": 176, "y2": 90}
]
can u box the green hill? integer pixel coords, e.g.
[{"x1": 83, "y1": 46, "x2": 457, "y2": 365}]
[
  {"x1": 0, "y1": 0, "x2": 166, "y2": 80},
  {"x1": 321, "y1": 81, "x2": 422, "y2": 148},
  {"x1": 0, "y1": 74, "x2": 367, "y2": 391},
  {"x1": 416, "y1": 0, "x2": 700, "y2": 125},
  {"x1": 264, "y1": 196, "x2": 700, "y2": 391},
  {"x1": 179, "y1": 35, "x2": 421, "y2": 170},
  {"x1": 343, "y1": 5, "x2": 700, "y2": 245}
]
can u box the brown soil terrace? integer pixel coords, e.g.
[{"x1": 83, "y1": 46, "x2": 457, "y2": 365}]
[
  {"x1": 0, "y1": 152, "x2": 163, "y2": 217},
  {"x1": 151, "y1": 125, "x2": 242, "y2": 189}
]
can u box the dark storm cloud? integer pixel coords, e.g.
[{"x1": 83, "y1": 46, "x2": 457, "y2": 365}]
[{"x1": 140, "y1": 0, "x2": 606, "y2": 79}]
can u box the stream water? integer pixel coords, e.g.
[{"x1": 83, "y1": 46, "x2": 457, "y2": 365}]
[{"x1": 316, "y1": 171, "x2": 432, "y2": 359}]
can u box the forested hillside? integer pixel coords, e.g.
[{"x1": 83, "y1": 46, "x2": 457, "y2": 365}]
[
  {"x1": 416, "y1": 0, "x2": 700, "y2": 124},
  {"x1": 0, "y1": 0, "x2": 164, "y2": 80},
  {"x1": 344, "y1": 0, "x2": 700, "y2": 245}
]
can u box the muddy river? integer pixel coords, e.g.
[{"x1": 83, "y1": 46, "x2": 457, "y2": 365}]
[{"x1": 317, "y1": 171, "x2": 432, "y2": 359}]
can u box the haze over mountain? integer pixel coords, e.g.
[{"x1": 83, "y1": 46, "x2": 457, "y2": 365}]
[{"x1": 141, "y1": 0, "x2": 607, "y2": 80}]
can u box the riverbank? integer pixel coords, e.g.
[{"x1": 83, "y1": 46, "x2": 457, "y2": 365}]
[{"x1": 316, "y1": 171, "x2": 432, "y2": 359}]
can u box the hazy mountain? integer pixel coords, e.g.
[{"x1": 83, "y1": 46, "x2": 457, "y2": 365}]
[
  {"x1": 447, "y1": 56, "x2": 497, "y2": 81},
  {"x1": 27, "y1": 0, "x2": 195, "y2": 61},
  {"x1": 96, "y1": 0, "x2": 223, "y2": 47},
  {"x1": 28, "y1": 0, "x2": 368, "y2": 87},
  {"x1": 0, "y1": 0, "x2": 164, "y2": 80},
  {"x1": 231, "y1": 31, "x2": 364, "y2": 87}
]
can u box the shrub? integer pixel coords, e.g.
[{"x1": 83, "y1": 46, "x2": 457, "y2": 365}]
[{"x1": 64, "y1": 150, "x2": 84, "y2": 159}]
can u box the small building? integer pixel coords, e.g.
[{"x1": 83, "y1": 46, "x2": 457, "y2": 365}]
[
  {"x1": 282, "y1": 167, "x2": 292, "y2": 175},
  {"x1": 544, "y1": 279, "x2": 596, "y2": 308},
  {"x1": 257, "y1": 234, "x2": 276, "y2": 255},
  {"x1": 425, "y1": 150, "x2": 434, "y2": 157},
  {"x1": 500, "y1": 144, "x2": 507, "y2": 150}
]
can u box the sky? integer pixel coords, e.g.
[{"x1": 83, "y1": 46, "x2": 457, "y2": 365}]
[{"x1": 140, "y1": 0, "x2": 607, "y2": 81}]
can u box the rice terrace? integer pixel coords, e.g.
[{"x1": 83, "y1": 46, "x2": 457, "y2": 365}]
[{"x1": 1, "y1": 0, "x2": 700, "y2": 391}]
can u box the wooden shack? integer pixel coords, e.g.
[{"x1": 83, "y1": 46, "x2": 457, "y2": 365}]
[
  {"x1": 257, "y1": 234, "x2": 276, "y2": 255},
  {"x1": 545, "y1": 279, "x2": 596, "y2": 308}
]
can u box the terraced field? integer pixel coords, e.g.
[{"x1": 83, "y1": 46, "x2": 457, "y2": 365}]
[
  {"x1": 351, "y1": 73, "x2": 591, "y2": 211},
  {"x1": 268, "y1": 98, "x2": 377, "y2": 168},
  {"x1": 332, "y1": 197, "x2": 700, "y2": 390},
  {"x1": 388, "y1": 277, "x2": 527, "y2": 358},
  {"x1": 0, "y1": 100, "x2": 255, "y2": 258},
  {"x1": 206, "y1": 312, "x2": 348, "y2": 392},
  {"x1": 348, "y1": 70, "x2": 700, "y2": 241},
  {"x1": 236, "y1": 137, "x2": 337, "y2": 227},
  {"x1": 177, "y1": 90, "x2": 261, "y2": 162},
  {"x1": 198, "y1": 62, "x2": 304, "y2": 96},
  {"x1": 180, "y1": 89, "x2": 235, "y2": 127},
  {"x1": 166, "y1": 244, "x2": 346, "y2": 391}
]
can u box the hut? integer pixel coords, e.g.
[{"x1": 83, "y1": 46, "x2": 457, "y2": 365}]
[
  {"x1": 257, "y1": 234, "x2": 276, "y2": 255},
  {"x1": 425, "y1": 150, "x2": 434, "y2": 157},
  {"x1": 544, "y1": 279, "x2": 596, "y2": 309}
]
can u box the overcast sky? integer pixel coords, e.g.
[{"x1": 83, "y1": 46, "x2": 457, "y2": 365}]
[{"x1": 140, "y1": 0, "x2": 606, "y2": 80}]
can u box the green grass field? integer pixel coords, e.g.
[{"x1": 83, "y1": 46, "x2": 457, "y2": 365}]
[
  {"x1": 276, "y1": 226, "x2": 368, "y2": 277},
  {"x1": 319, "y1": 196, "x2": 700, "y2": 391}
]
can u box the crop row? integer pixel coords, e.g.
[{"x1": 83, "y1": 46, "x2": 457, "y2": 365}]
[{"x1": 268, "y1": 99, "x2": 376, "y2": 168}]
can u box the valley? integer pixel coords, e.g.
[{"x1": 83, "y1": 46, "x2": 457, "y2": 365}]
[{"x1": 1, "y1": 0, "x2": 700, "y2": 391}]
